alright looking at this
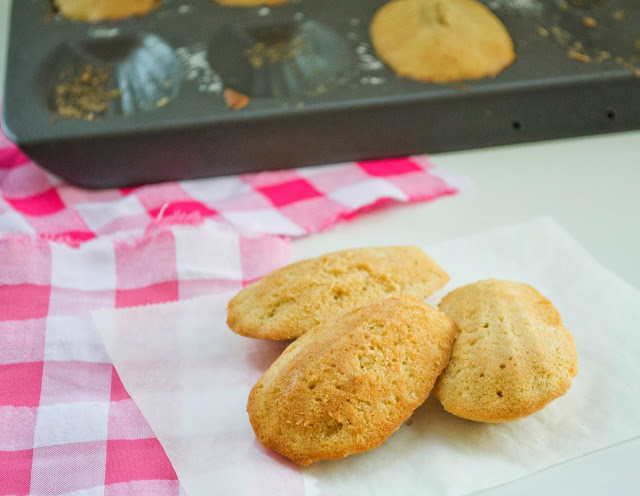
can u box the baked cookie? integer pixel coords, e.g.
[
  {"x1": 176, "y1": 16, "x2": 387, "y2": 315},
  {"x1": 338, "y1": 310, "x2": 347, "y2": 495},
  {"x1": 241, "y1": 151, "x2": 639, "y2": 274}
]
[
  {"x1": 214, "y1": 0, "x2": 289, "y2": 6},
  {"x1": 370, "y1": 0, "x2": 516, "y2": 82},
  {"x1": 55, "y1": 0, "x2": 160, "y2": 22},
  {"x1": 247, "y1": 294, "x2": 457, "y2": 465},
  {"x1": 434, "y1": 280, "x2": 578, "y2": 423},
  {"x1": 227, "y1": 246, "x2": 449, "y2": 340}
]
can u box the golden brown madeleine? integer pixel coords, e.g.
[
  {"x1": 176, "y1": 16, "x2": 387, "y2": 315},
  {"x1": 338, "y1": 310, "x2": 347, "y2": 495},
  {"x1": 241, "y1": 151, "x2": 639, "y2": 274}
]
[
  {"x1": 227, "y1": 246, "x2": 449, "y2": 340},
  {"x1": 370, "y1": 0, "x2": 515, "y2": 82},
  {"x1": 435, "y1": 280, "x2": 578, "y2": 422},
  {"x1": 247, "y1": 295, "x2": 457, "y2": 465},
  {"x1": 54, "y1": 0, "x2": 160, "y2": 22}
]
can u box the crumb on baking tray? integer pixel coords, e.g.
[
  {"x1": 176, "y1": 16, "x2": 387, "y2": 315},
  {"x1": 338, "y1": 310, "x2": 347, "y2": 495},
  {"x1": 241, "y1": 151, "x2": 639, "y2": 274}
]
[
  {"x1": 612, "y1": 10, "x2": 625, "y2": 21},
  {"x1": 612, "y1": 55, "x2": 640, "y2": 77},
  {"x1": 244, "y1": 39, "x2": 301, "y2": 70},
  {"x1": 568, "y1": 41, "x2": 589, "y2": 63},
  {"x1": 594, "y1": 50, "x2": 611, "y2": 62},
  {"x1": 224, "y1": 88, "x2": 250, "y2": 110},
  {"x1": 569, "y1": 51, "x2": 590, "y2": 63},
  {"x1": 55, "y1": 65, "x2": 120, "y2": 121},
  {"x1": 551, "y1": 25, "x2": 570, "y2": 45}
]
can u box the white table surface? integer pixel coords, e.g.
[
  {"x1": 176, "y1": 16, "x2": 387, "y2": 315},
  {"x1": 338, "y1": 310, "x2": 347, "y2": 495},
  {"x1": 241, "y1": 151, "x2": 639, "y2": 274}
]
[{"x1": 1, "y1": 2, "x2": 638, "y2": 494}]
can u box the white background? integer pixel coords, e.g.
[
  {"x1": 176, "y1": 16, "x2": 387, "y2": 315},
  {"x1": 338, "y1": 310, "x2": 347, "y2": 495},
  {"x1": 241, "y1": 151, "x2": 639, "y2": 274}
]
[{"x1": 1, "y1": 2, "x2": 638, "y2": 494}]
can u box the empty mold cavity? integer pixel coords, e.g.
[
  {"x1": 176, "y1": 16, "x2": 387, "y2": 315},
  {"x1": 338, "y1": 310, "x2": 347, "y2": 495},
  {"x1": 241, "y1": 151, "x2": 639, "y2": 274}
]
[
  {"x1": 208, "y1": 19, "x2": 354, "y2": 98},
  {"x1": 42, "y1": 33, "x2": 180, "y2": 119}
]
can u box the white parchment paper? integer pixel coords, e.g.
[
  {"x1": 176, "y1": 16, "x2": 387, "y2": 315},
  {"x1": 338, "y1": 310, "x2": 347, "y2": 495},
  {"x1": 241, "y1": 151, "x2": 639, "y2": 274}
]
[{"x1": 93, "y1": 218, "x2": 640, "y2": 496}]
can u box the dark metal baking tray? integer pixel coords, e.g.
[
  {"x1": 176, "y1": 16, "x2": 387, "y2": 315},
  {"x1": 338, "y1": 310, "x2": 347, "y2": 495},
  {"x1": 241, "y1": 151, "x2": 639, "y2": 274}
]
[{"x1": 2, "y1": 0, "x2": 639, "y2": 189}]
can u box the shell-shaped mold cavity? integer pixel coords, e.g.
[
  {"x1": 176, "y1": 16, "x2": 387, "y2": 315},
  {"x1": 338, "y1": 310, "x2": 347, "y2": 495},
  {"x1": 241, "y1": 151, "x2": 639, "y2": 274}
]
[
  {"x1": 114, "y1": 34, "x2": 180, "y2": 114},
  {"x1": 208, "y1": 19, "x2": 354, "y2": 98},
  {"x1": 43, "y1": 33, "x2": 180, "y2": 119}
]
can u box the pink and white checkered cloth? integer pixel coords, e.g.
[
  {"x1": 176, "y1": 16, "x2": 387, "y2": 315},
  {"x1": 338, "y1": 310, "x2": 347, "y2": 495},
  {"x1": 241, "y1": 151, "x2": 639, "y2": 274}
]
[{"x1": 0, "y1": 122, "x2": 459, "y2": 496}]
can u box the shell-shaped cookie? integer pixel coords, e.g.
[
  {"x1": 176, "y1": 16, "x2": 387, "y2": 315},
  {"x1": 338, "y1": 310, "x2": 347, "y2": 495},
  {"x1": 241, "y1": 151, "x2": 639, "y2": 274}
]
[
  {"x1": 370, "y1": 0, "x2": 515, "y2": 82},
  {"x1": 227, "y1": 246, "x2": 449, "y2": 340},
  {"x1": 247, "y1": 295, "x2": 457, "y2": 465},
  {"x1": 55, "y1": 0, "x2": 160, "y2": 22},
  {"x1": 434, "y1": 280, "x2": 578, "y2": 423}
]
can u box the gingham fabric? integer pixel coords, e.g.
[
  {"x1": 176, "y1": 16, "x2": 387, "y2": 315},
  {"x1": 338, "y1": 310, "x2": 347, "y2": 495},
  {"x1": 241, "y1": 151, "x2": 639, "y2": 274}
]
[
  {"x1": 0, "y1": 130, "x2": 456, "y2": 245},
  {"x1": 0, "y1": 222, "x2": 292, "y2": 496},
  {"x1": 0, "y1": 124, "x2": 459, "y2": 495}
]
